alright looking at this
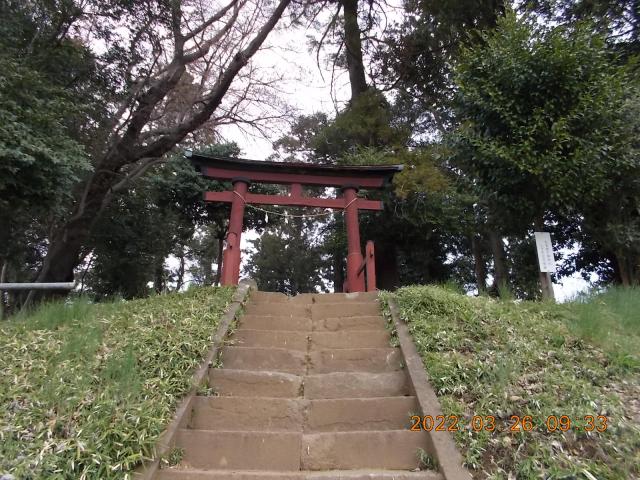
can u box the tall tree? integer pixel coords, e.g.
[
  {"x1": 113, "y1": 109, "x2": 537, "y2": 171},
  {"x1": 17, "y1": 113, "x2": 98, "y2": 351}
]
[
  {"x1": 449, "y1": 13, "x2": 640, "y2": 291},
  {"x1": 522, "y1": 0, "x2": 640, "y2": 54},
  {"x1": 15, "y1": 0, "x2": 293, "y2": 294},
  {"x1": 375, "y1": 0, "x2": 506, "y2": 134},
  {"x1": 82, "y1": 143, "x2": 274, "y2": 299},
  {"x1": 0, "y1": 1, "x2": 99, "y2": 299},
  {"x1": 245, "y1": 214, "x2": 330, "y2": 294}
]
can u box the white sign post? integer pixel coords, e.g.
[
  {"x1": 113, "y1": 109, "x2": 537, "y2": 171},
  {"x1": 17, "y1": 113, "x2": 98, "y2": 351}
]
[
  {"x1": 534, "y1": 232, "x2": 556, "y2": 273},
  {"x1": 534, "y1": 231, "x2": 555, "y2": 301}
]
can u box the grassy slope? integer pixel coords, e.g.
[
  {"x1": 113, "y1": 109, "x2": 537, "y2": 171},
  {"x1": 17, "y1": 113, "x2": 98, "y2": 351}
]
[
  {"x1": 382, "y1": 286, "x2": 640, "y2": 480},
  {"x1": 0, "y1": 286, "x2": 234, "y2": 479}
]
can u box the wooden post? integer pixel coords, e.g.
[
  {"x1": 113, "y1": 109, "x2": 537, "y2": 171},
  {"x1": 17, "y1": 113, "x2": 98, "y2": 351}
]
[
  {"x1": 0, "y1": 261, "x2": 6, "y2": 320},
  {"x1": 365, "y1": 240, "x2": 376, "y2": 291},
  {"x1": 342, "y1": 186, "x2": 365, "y2": 292},
  {"x1": 221, "y1": 178, "x2": 249, "y2": 286},
  {"x1": 539, "y1": 268, "x2": 555, "y2": 301},
  {"x1": 534, "y1": 218, "x2": 555, "y2": 302}
]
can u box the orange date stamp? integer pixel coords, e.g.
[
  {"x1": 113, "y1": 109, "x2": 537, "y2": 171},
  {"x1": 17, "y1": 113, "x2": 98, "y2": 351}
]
[{"x1": 410, "y1": 414, "x2": 609, "y2": 433}]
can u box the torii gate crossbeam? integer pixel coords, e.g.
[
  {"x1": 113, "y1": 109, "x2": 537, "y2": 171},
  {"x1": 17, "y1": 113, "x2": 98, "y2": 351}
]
[{"x1": 188, "y1": 153, "x2": 403, "y2": 293}]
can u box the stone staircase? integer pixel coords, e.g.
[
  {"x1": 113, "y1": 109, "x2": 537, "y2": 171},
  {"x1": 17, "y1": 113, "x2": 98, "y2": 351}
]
[{"x1": 156, "y1": 291, "x2": 443, "y2": 480}]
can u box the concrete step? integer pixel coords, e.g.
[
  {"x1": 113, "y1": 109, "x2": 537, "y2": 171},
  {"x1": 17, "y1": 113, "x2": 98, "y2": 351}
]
[
  {"x1": 247, "y1": 291, "x2": 290, "y2": 303},
  {"x1": 310, "y1": 330, "x2": 391, "y2": 349},
  {"x1": 175, "y1": 429, "x2": 301, "y2": 470},
  {"x1": 209, "y1": 369, "x2": 302, "y2": 398},
  {"x1": 221, "y1": 346, "x2": 307, "y2": 374},
  {"x1": 309, "y1": 292, "x2": 380, "y2": 303},
  {"x1": 244, "y1": 303, "x2": 310, "y2": 317},
  {"x1": 308, "y1": 348, "x2": 403, "y2": 374},
  {"x1": 229, "y1": 330, "x2": 391, "y2": 350},
  {"x1": 305, "y1": 472, "x2": 441, "y2": 480},
  {"x1": 291, "y1": 291, "x2": 380, "y2": 304},
  {"x1": 305, "y1": 397, "x2": 417, "y2": 432},
  {"x1": 240, "y1": 315, "x2": 312, "y2": 332},
  {"x1": 311, "y1": 303, "x2": 381, "y2": 320},
  {"x1": 313, "y1": 316, "x2": 386, "y2": 332},
  {"x1": 189, "y1": 396, "x2": 302, "y2": 431},
  {"x1": 246, "y1": 292, "x2": 380, "y2": 305},
  {"x1": 231, "y1": 329, "x2": 309, "y2": 350},
  {"x1": 157, "y1": 469, "x2": 442, "y2": 479},
  {"x1": 304, "y1": 372, "x2": 410, "y2": 399},
  {"x1": 156, "y1": 471, "x2": 304, "y2": 480},
  {"x1": 301, "y1": 430, "x2": 431, "y2": 470},
  {"x1": 188, "y1": 396, "x2": 417, "y2": 432}
]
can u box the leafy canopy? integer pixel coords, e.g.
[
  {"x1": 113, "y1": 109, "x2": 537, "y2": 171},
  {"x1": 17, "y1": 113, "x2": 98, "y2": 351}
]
[{"x1": 451, "y1": 13, "x2": 637, "y2": 222}]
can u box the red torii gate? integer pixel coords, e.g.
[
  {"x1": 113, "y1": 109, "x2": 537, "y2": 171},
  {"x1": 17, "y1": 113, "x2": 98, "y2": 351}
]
[{"x1": 188, "y1": 153, "x2": 403, "y2": 292}]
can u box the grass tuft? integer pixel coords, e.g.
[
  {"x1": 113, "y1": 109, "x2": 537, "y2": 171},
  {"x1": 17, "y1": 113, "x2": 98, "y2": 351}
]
[
  {"x1": 0, "y1": 286, "x2": 234, "y2": 479},
  {"x1": 382, "y1": 285, "x2": 640, "y2": 479},
  {"x1": 563, "y1": 286, "x2": 639, "y2": 372},
  {"x1": 416, "y1": 448, "x2": 439, "y2": 470}
]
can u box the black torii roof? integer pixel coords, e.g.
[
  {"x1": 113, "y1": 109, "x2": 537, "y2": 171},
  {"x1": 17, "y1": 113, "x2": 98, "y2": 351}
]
[{"x1": 187, "y1": 152, "x2": 403, "y2": 189}]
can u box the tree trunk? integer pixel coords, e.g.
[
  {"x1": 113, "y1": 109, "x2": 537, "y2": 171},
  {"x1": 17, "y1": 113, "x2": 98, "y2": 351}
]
[
  {"x1": 376, "y1": 240, "x2": 400, "y2": 290},
  {"x1": 202, "y1": 250, "x2": 213, "y2": 286},
  {"x1": 214, "y1": 234, "x2": 225, "y2": 286},
  {"x1": 342, "y1": 0, "x2": 368, "y2": 100},
  {"x1": 488, "y1": 230, "x2": 508, "y2": 293},
  {"x1": 154, "y1": 260, "x2": 165, "y2": 293},
  {"x1": 471, "y1": 235, "x2": 487, "y2": 294},
  {"x1": 534, "y1": 216, "x2": 555, "y2": 301},
  {"x1": 175, "y1": 251, "x2": 185, "y2": 291},
  {"x1": 333, "y1": 254, "x2": 345, "y2": 293},
  {"x1": 615, "y1": 251, "x2": 632, "y2": 287},
  {"x1": 33, "y1": 164, "x2": 143, "y2": 299}
]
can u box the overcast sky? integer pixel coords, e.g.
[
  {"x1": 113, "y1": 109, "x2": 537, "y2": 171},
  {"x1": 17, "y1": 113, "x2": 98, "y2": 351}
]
[{"x1": 217, "y1": 22, "x2": 351, "y2": 159}]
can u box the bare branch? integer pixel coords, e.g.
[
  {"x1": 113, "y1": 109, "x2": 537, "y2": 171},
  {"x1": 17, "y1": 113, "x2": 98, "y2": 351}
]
[
  {"x1": 137, "y1": 0, "x2": 293, "y2": 159},
  {"x1": 315, "y1": 4, "x2": 342, "y2": 82},
  {"x1": 110, "y1": 157, "x2": 165, "y2": 195}
]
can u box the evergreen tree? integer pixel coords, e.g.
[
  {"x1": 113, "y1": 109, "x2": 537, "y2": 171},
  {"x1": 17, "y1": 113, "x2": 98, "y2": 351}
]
[
  {"x1": 245, "y1": 214, "x2": 330, "y2": 294},
  {"x1": 450, "y1": 13, "x2": 640, "y2": 290}
]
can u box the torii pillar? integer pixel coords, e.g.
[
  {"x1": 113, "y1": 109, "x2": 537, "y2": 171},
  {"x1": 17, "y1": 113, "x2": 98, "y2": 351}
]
[
  {"x1": 221, "y1": 178, "x2": 249, "y2": 285},
  {"x1": 342, "y1": 185, "x2": 366, "y2": 292}
]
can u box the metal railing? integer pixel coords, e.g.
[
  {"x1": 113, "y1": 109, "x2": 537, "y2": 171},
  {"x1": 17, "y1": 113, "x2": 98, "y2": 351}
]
[
  {"x1": 0, "y1": 282, "x2": 75, "y2": 290},
  {"x1": 0, "y1": 282, "x2": 76, "y2": 319}
]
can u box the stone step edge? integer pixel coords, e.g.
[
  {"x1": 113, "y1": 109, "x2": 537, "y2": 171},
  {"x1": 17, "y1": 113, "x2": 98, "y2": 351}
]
[
  {"x1": 192, "y1": 395, "x2": 418, "y2": 402},
  {"x1": 188, "y1": 395, "x2": 420, "y2": 432},
  {"x1": 173, "y1": 429, "x2": 436, "y2": 471},
  {"x1": 220, "y1": 346, "x2": 401, "y2": 360},
  {"x1": 207, "y1": 369, "x2": 410, "y2": 399},
  {"x1": 222, "y1": 346, "x2": 399, "y2": 353},
  {"x1": 231, "y1": 328, "x2": 390, "y2": 334},
  {"x1": 134, "y1": 280, "x2": 256, "y2": 480},
  {"x1": 241, "y1": 314, "x2": 384, "y2": 319},
  {"x1": 157, "y1": 468, "x2": 443, "y2": 479}
]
